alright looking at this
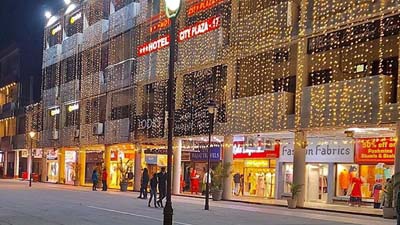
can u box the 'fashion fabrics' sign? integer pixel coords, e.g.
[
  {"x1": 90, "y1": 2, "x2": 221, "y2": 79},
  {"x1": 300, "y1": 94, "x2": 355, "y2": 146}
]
[
  {"x1": 355, "y1": 138, "x2": 395, "y2": 164},
  {"x1": 280, "y1": 138, "x2": 354, "y2": 163},
  {"x1": 137, "y1": 16, "x2": 221, "y2": 56}
]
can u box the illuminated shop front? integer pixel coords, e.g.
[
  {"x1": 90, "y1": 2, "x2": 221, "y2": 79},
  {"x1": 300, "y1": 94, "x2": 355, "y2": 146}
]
[
  {"x1": 64, "y1": 150, "x2": 77, "y2": 185},
  {"x1": 232, "y1": 136, "x2": 279, "y2": 199},
  {"x1": 180, "y1": 140, "x2": 223, "y2": 194},
  {"x1": 46, "y1": 148, "x2": 59, "y2": 183},
  {"x1": 85, "y1": 150, "x2": 104, "y2": 184},
  {"x1": 143, "y1": 147, "x2": 167, "y2": 176},
  {"x1": 279, "y1": 137, "x2": 354, "y2": 203},
  {"x1": 109, "y1": 144, "x2": 136, "y2": 190}
]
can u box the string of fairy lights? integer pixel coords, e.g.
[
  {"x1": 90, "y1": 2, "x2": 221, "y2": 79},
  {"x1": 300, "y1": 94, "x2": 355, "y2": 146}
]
[{"x1": 40, "y1": 0, "x2": 400, "y2": 151}]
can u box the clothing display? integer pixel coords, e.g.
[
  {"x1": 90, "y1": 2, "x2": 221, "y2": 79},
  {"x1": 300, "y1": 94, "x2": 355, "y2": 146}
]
[
  {"x1": 339, "y1": 169, "x2": 349, "y2": 190},
  {"x1": 351, "y1": 177, "x2": 362, "y2": 198}
]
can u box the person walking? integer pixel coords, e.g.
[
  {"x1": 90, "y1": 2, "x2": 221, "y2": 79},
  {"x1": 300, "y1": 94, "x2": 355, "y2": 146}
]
[
  {"x1": 102, "y1": 168, "x2": 108, "y2": 191},
  {"x1": 233, "y1": 172, "x2": 240, "y2": 196},
  {"x1": 92, "y1": 169, "x2": 98, "y2": 191},
  {"x1": 138, "y1": 168, "x2": 149, "y2": 199},
  {"x1": 148, "y1": 173, "x2": 158, "y2": 208},
  {"x1": 157, "y1": 167, "x2": 167, "y2": 208}
]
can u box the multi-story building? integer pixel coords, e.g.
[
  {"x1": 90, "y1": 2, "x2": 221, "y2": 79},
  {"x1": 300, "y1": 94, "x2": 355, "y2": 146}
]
[
  {"x1": 0, "y1": 44, "x2": 41, "y2": 179},
  {"x1": 40, "y1": 0, "x2": 400, "y2": 209}
]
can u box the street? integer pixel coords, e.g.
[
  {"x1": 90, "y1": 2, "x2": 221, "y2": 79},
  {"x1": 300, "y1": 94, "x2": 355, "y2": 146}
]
[{"x1": 0, "y1": 180, "x2": 394, "y2": 225}]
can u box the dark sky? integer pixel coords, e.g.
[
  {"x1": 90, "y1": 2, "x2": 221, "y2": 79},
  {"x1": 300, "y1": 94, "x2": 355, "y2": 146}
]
[{"x1": 0, "y1": 0, "x2": 64, "y2": 76}]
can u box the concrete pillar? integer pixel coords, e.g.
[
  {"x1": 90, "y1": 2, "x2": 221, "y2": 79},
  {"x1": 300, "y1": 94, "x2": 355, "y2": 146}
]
[
  {"x1": 134, "y1": 144, "x2": 142, "y2": 191},
  {"x1": 276, "y1": 161, "x2": 284, "y2": 199},
  {"x1": 223, "y1": 136, "x2": 233, "y2": 200},
  {"x1": 172, "y1": 138, "x2": 182, "y2": 195},
  {"x1": 105, "y1": 145, "x2": 111, "y2": 187},
  {"x1": 327, "y1": 163, "x2": 335, "y2": 204},
  {"x1": 41, "y1": 149, "x2": 48, "y2": 182},
  {"x1": 14, "y1": 150, "x2": 19, "y2": 178},
  {"x1": 58, "y1": 148, "x2": 65, "y2": 184},
  {"x1": 79, "y1": 148, "x2": 86, "y2": 185},
  {"x1": 3, "y1": 151, "x2": 8, "y2": 177},
  {"x1": 293, "y1": 130, "x2": 306, "y2": 207}
]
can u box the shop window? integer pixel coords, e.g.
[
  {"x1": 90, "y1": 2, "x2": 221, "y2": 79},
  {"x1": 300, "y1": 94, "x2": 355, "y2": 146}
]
[
  {"x1": 308, "y1": 69, "x2": 332, "y2": 86},
  {"x1": 283, "y1": 163, "x2": 293, "y2": 193},
  {"x1": 273, "y1": 76, "x2": 296, "y2": 93}
]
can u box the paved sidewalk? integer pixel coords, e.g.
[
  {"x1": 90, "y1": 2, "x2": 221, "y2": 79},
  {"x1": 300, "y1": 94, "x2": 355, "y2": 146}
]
[{"x1": 10, "y1": 179, "x2": 385, "y2": 217}]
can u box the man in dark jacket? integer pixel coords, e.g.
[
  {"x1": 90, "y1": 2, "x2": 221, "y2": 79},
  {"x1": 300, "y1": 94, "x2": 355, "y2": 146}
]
[
  {"x1": 157, "y1": 167, "x2": 167, "y2": 208},
  {"x1": 148, "y1": 173, "x2": 158, "y2": 208}
]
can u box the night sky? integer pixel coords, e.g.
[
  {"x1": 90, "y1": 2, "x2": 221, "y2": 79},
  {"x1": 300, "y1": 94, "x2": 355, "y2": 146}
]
[{"x1": 0, "y1": 0, "x2": 64, "y2": 77}]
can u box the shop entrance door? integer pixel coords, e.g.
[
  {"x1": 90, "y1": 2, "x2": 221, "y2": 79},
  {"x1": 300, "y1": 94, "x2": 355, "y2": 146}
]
[{"x1": 306, "y1": 164, "x2": 328, "y2": 202}]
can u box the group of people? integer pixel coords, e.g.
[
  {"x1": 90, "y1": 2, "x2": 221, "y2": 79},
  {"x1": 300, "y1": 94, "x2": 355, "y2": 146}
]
[
  {"x1": 138, "y1": 167, "x2": 167, "y2": 208},
  {"x1": 91, "y1": 168, "x2": 108, "y2": 191},
  {"x1": 233, "y1": 172, "x2": 245, "y2": 196}
]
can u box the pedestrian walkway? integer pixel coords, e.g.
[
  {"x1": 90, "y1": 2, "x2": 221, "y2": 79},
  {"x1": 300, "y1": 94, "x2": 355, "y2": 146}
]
[
  {"x1": 179, "y1": 192, "x2": 383, "y2": 217},
  {"x1": 8, "y1": 179, "x2": 384, "y2": 217}
]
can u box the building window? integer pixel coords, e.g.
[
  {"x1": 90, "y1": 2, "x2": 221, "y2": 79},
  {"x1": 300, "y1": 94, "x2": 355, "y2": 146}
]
[
  {"x1": 66, "y1": 11, "x2": 83, "y2": 36},
  {"x1": 273, "y1": 76, "x2": 296, "y2": 93},
  {"x1": 308, "y1": 69, "x2": 333, "y2": 86},
  {"x1": 65, "y1": 104, "x2": 80, "y2": 127},
  {"x1": 44, "y1": 64, "x2": 59, "y2": 90},
  {"x1": 110, "y1": 89, "x2": 134, "y2": 120},
  {"x1": 113, "y1": 0, "x2": 134, "y2": 11}
]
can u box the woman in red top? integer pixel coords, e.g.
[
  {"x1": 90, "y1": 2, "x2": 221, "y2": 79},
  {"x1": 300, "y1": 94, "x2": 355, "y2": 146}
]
[
  {"x1": 102, "y1": 168, "x2": 108, "y2": 191},
  {"x1": 349, "y1": 175, "x2": 362, "y2": 207},
  {"x1": 190, "y1": 168, "x2": 200, "y2": 195}
]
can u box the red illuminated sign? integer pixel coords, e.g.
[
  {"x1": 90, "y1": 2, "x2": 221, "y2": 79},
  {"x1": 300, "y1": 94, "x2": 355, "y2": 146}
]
[
  {"x1": 233, "y1": 141, "x2": 280, "y2": 159},
  {"x1": 178, "y1": 16, "x2": 220, "y2": 42},
  {"x1": 137, "y1": 35, "x2": 170, "y2": 57},
  {"x1": 187, "y1": 0, "x2": 224, "y2": 17},
  {"x1": 137, "y1": 16, "x2": 221, "y2": 57},
  {"x1": 150, "y1": 18, "x2": 171, "y2": 33},
  {"x1": 355, "y1": 138, "x2": 396, "y2": 164}
]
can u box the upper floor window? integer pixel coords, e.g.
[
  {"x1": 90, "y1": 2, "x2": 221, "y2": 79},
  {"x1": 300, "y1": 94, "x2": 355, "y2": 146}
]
[
  {"x1": 110, "y1": 89, "x2": 134, "y2": 120},
  {"x1": 48, "y1": 24, "x2": 63, "y2": 47},
  {"x1": 65, "y1": 103, "x2": 80, "y2": 127},
  {"x1": 66, "y1": 11, "x2": 83, "y2": 36},
  {"x1": 43, "y1": 64, "x2": 59, "y2": 90},
  {"x1": 113, "y1": 0, "x2": 135, "y2": 11},
  {"x1": 87, "y1": 0, "x2": 110, "y2": 26}
]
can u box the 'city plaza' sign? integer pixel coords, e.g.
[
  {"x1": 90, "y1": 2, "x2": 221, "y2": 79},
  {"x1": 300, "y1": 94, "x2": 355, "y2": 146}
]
[
  {"x1": 280, "y1": 138, "x2": 354, "y2": 163},
  {"x1": 137, "y1": 16, "x2": 221, "y2": 56}
]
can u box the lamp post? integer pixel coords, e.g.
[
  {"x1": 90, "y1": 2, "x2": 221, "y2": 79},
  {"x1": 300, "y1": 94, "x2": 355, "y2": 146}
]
[
  {"x1": 205, "y1": 100, "x2": 216, "y2": 210},
  {"x1": 164, "y1": 0, "x2": 181, "y2": 225},
  {"x1": 29, "y1": 131, "x2": 36, "y2": 187}
]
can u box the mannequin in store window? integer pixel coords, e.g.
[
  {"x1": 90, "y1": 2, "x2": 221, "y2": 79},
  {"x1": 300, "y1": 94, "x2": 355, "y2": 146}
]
[
  {"x1": 349, "y1": 173, "x2": 362, "y2": 207},
  {"x1": 339, "y1": 169, "x2": 349, "y2": 195}
]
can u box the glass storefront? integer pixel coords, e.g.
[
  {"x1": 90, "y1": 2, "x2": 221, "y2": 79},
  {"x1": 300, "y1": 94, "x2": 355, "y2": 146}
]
[
  {"x1": 65, "y1": 151, "x2": 77, "y2": 185},
  {"x1": 306, "y1": 164, "x2": 329, "y2": 202},
  {"x1": 85, "y1": 151, "x2": 104, "y2": 184},
  {"x1": 233, "y1": 159, "x2": 276, "y2": 198},
  {"x1": 109, "y1": 150, "x2": 135, "y2": 189},
  {"x1": 46, "y1": 149, "x2": 58, "y2": 183}
]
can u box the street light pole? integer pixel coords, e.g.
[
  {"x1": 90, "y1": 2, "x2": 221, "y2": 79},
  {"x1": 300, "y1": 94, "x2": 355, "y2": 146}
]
[
  {"x1": 205, "y1": 101, "x2": 216, "y2": 210},
  {"x1": 29, "y1": 137, "x2": 33, "y2": 187},
  {"x1": 164, "y1": 0, "x2": 181, "y2": 223},
  {"x1": 29, "y1": 131, "x2": 35, "y2": 187}
]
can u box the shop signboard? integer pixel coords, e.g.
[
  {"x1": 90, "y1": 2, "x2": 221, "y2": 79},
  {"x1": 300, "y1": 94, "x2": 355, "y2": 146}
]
[
  {"x1": 355, "y1": 137, "x2": 395, "y2": 164},
  {"x1": 47, "y1": 149, "x2": 58, "y2": 160},
  {"x1": 21, "y1": 150, "x2": 28, "y2": 158},
  {"x1": 145, "y1": 155, "x2": 158, "y2": 165},
  {"x1": 182, "y1": 152, "x2": 191, "y2": 161},
  {"x1": 233, "y1": 136, "x2": 280, "y2": 159},
  {"x1": 190, "y1": 147, "x2": 221, "y2": 161},
  {"x1": 86, "y1": 152, "x2": 103, "y2": 163},
  {"x1": 144, "y1": 148, "x2": 168, "y2": 155},
  {"x1": 178, "y1": 16, "x2": 221, "y2": 42},
  {"x1": 280, "y1": 138, "x2": 354, "y2": 163},
  {"x1": 187, "y1": 0, "x2": 224, "y2": 16},
  {"x1": 65, "y1": 151, "x2": 76, "y2": 163},
  {"x1": 33, "y1": 149, "x2": 43, "y2": 159}
]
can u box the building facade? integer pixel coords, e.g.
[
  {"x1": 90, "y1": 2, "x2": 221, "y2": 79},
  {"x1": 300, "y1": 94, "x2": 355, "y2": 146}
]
[
  {"x1": 0, "y1": 44, "x2": 41, "y2": 180},
  {"x1": 39, "y1": 0, "x2": 400, "y2": 208}
]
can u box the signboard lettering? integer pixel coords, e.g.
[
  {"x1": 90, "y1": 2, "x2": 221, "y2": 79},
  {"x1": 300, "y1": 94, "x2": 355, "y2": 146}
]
[
  {"x1": 178, "y1": 16, "x2": 220, "y2": 42},
  {"x1": 355, "y1": 138, "x2": 395, "y2": 163},
  {"x1": 187, "y1": 0, "x2": 224, "y2": 16},
  {"x1": 190, "y1": 147, "x2": 221, "y2": 161},
  {"x1": 137, "y1": 35, "x2": 170, "y2": 57}
]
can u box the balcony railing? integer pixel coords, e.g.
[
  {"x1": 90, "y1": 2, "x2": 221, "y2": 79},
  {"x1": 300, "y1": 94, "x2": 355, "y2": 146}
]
[
  {"x1": 227, "y1": 91, "x2": 295, "y2": 134},
  {"x1": 301, "y1": 75, "x2": 394, "y2": 128}
]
